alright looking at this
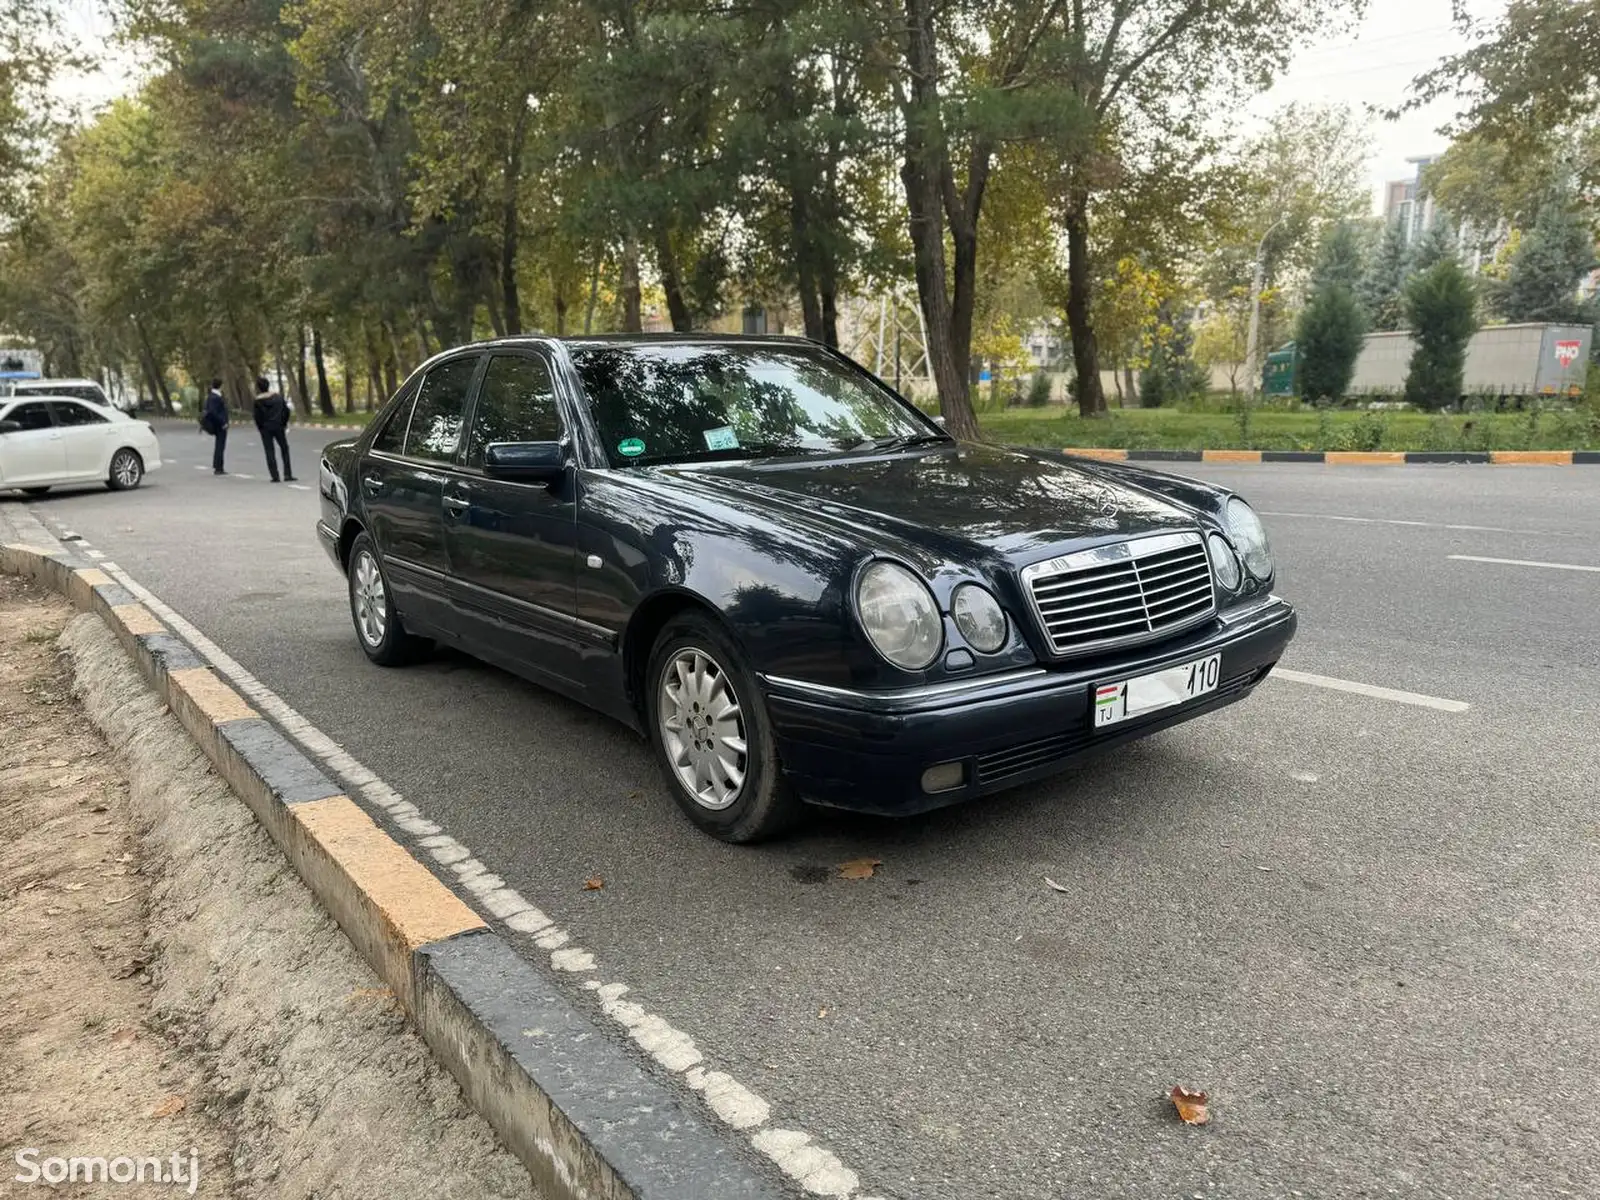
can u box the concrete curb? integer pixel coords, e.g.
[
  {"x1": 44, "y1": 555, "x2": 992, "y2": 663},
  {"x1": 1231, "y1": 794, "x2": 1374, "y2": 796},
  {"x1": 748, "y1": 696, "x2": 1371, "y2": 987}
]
[
  {"x1": 0, "y1": 540, "x2": 789, "y2": 1200},
  {"x1": 1054, "y1": 448, "x2": 1600, "y2": 464}
]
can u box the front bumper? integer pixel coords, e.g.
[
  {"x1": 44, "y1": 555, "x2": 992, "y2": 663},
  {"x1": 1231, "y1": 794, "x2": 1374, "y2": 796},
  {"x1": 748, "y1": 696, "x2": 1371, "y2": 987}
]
[{"x1": 762, "y1": 596, "x2": 1297, "y2": 815}]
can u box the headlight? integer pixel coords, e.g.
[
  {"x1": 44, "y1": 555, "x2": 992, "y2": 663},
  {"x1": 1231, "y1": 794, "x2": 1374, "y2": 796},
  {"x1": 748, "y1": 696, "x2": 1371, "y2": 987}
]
[
  {"x1": 1206, "y1": 532, "x2": 1242, "y2": 591},
  {"x1": 1223, "y1": 497, "x2": 1273, "y2": 580},
  {"x1": 856, "y1": 561, "x2": 942, "y2": 670},
  {"x1": 951, "y1": 584, "x2": 1007, "y2": 653}
]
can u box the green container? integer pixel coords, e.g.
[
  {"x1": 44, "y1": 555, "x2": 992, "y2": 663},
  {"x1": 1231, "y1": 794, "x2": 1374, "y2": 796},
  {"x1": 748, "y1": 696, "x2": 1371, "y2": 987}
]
[{"x1": 1262, "y1": 342, "x2": 1298, "y2": 397}]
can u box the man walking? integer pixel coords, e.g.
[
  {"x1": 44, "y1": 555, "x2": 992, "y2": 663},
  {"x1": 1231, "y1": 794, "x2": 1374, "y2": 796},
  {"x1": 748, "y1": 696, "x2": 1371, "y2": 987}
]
[
  {"x1": 252, "y1": 376, "x2": 295, "y2": 482},
  {"x1": 201, "y1": 379, "x2": 229, "y2": 474}
]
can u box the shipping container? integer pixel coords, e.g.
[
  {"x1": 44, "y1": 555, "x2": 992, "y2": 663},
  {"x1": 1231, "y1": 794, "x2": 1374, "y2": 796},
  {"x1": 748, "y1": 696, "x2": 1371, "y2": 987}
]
[{"x1": 1349, "y1": 322, "x2": 1592, "y2": 400}]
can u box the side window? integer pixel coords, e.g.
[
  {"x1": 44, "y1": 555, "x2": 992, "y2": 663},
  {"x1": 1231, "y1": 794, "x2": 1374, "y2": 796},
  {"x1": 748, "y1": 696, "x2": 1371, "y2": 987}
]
[
  {"x1": 466, "y1": 355, "x2": 562, "y2": 468},
  {"x1": 404, "y1": 357, "x2": 478, "y2": 462},
  {"x1": 53, "y1": 401, "x2": 108, "y2": 426},
  {"x1": 5, "y1": 402, "x2": 54, "y2": 431},
  {"x1": 371, "y1": 387, "x2": 418, "y2": 455}
]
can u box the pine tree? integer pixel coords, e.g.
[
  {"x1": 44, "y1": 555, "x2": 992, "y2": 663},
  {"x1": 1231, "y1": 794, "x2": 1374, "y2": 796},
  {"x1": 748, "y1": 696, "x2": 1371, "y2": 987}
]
[
  {"x1": 1360, "y1": 219, "x2": 1410, "y2": 331},
  {"x1": 1497, "y1": 192, "x2": 1599, "y2": 324},
  {"x1": 1310, "y1": 222, "x2": 1365, "y2": 294},
  {"x1": 1403, "y1": 259, "x2": 1478, "y2": 411},
  {"x1": 1408, "y1": 218, "x2": 1459, "y2": 274},
  {"x1": 1139, "y1": 303, "x2": 1206, "y2": 408},
  {"x1": 1296, "y1": 291, "x2": 1365, "y2": 405}
]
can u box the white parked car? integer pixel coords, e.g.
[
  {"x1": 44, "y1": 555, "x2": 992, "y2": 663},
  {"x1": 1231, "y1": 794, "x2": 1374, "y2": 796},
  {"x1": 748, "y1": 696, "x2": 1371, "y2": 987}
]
[{"x1": 0, "y1": 395, "x2": 162, "y2": 495}]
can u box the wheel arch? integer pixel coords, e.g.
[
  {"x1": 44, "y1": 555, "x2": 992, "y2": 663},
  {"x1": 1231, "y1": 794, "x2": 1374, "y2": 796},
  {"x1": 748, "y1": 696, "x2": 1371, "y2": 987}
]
[
  {"x1": 337, "y1": 518, "x2": 368, "y2": 570},
  {"x1": 622, "y1": 588, "x2": 749, "y2": 718}
]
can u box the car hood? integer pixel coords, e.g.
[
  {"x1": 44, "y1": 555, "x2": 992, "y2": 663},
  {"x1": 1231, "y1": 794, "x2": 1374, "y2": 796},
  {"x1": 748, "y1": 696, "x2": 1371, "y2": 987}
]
[{"x1": 658, "y1": 443, "x2": 1198, "y2": 571}]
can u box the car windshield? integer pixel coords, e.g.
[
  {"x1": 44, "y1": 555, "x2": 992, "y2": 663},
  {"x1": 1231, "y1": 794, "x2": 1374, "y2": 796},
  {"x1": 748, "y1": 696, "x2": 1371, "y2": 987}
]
[{"x1": 569, "y1": 343, "x2": 943, "y2": 467}]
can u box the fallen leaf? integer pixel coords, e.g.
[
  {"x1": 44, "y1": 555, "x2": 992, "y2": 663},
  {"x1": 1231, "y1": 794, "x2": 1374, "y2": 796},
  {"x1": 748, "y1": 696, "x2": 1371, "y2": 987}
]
[
  {"x1": 149, "y1": 1096, "x2": 186, "y2": 1118},
  {"x1": 583, "y1": 877, "x2": 605, "y2": 891},
  {"x1": 110, "y1": 1028, "x2": 137, "y2": 1049},
  {"x1": 64, "y1": 882, "x2": 87, "y2": 892},
  {"x1": 818, "y1": 1006, "x2": 829, "y2": 1018},
  {"x1": 1170, "y1": 1085, "x2": 1210, "y2": 1125},
  {"x1": 1043, "y1": 876, "x2": 1069, "y2": 893},
  {"x1": 837, "y1": 857, "x2": 881, "y2": 880}
]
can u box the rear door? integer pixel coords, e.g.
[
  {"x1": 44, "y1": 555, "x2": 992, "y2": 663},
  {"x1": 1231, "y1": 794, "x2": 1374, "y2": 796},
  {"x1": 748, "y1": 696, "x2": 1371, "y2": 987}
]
[
  {"x1": 51, "y1": 400, "x2": 116, "y2": 478},
  {"x1": 443, "y1": 350, "x2": 583, "y2": 685},
  {"x1": 0, "y1": 402, "x2": 66, "y2": 486},
  {"x1": 359, "y1": 355, "x2": 484, "y2": 635}
]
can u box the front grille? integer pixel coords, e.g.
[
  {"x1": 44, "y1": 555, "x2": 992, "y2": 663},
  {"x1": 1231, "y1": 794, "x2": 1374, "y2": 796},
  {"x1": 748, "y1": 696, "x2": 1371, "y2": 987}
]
[
  {"x1": 1020, "y1": 532, "x2": 1217, "y2": 657},
  {"x1": 973, "y1": 666, "x2": 1265, "y2": 787}
]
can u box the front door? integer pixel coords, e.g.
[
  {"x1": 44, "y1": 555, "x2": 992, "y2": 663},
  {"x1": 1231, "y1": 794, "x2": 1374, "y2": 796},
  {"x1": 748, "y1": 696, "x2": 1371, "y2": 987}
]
[
  {"x1": 360, "y1": 355, "x2": 483, "y2": 635},
  {"x1": 0, "y1": 402, "x2": 66, "y2": 487},
  {"x1": 443, "y1": 351, "x2": 584, "y2": 687},
  {"x1": 52, "y1": 400, "x2": 116, "y2": 478}
]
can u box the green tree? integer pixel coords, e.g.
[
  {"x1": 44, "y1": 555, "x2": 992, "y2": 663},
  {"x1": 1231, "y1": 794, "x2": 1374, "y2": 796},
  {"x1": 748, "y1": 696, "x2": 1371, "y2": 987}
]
[
  {"x1": 1403, "y1": 259, "x2": 1478, "y2": 411},
  {"x1": 1496, "y1": 191, "x2": 1599, "y2": 323},
  {"x1": 1309, "y1": 221, "x2": 1366, "y2": 294},
  {"x1": 1360, "y1": 218, "x2": 1411, "y2": 331},
  {"x1": 1139, "y1": 301, "x2": 1204, "y2": 409},
  {"x1": 1295, "y1": 286, "x2": 1365, "y2": 405},
  {"x1": 1408, "y1": 219, "x2": 1459, "y2": 274}
]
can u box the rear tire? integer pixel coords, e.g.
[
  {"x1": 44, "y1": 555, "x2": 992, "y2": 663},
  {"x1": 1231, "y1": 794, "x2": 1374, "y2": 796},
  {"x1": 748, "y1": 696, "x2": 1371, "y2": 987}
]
[
  {"x1": 646, "y1": 613, "x2": 803, "y2": 843},
  {"x1": 107, "y1": 448, "x2": 144, "y2": 491},
  {"x1": 347, "y1": 532, "x2": 430, "y2": 666}
]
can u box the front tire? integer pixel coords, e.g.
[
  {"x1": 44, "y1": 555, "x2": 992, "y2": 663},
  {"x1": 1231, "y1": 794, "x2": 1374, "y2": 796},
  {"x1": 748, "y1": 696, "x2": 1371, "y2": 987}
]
[
  {"x1": 107, "y1": 448, "x2": 144, "y2": 491},
  {"x1": 646, "y1": 614, "x2": 802, "y2": 843},
  {"x1": 347, "y1": 533, "x2": 430, "y2": 666}
]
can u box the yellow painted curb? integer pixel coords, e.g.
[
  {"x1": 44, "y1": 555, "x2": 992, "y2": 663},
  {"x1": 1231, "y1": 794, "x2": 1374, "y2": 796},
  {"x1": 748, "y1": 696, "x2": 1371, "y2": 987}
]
[
  {"x1": 1062, "y1": 448, "x2": 1128, "y2": 461},
  {"x1": 110, "y1": 602, "x2": 165, "y2": 637},
  {"x1": 168, "y1": 666, "x2": 259, "y2": 725},
  {"x1": 1201, "y1": 450, "x2": 1262, "y2": 463},
  {"x1": 1490, "y1": 450, "x2": 1573, "y2": 465},
  {"x1": 1325, "y1": 451, "x2": 1406, "y2": 465},
  {"x1": 293, "y1": 795, "x2": 486, "y2": 953}
]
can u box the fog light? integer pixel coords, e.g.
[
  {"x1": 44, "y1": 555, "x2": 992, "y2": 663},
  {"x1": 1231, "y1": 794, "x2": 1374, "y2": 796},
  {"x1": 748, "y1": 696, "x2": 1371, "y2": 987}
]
[{"x1": 921, "y1": 761, "x2": 966, "y2": 794}]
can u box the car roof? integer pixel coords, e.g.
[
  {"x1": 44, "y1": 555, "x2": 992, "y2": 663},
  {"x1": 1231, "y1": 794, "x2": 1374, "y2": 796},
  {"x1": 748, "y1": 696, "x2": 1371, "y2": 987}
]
[
  {"x1": 13, "y1": 377, "x2": 105, "y2": 388},
  {"x1": 469, "y1": 333, "x2": 819, "y2": 351}
]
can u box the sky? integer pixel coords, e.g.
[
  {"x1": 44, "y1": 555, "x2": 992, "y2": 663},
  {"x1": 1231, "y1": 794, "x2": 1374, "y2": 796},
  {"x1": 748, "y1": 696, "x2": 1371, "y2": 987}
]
[{"x1": 51, "y1": 0, "x2": 1509, "y2": 218}]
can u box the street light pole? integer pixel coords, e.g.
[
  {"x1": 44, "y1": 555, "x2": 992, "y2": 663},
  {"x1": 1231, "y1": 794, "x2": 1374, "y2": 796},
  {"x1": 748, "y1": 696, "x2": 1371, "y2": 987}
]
[{"x1": 1243, "y1": 217, "x2": 1287, "y2": 404}]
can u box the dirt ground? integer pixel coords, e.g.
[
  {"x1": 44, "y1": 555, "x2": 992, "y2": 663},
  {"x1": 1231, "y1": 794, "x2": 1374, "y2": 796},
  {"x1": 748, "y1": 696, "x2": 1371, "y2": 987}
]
[
  {"x1": 1, "y1": 574, "x2": 231, "y2": 1195},
  {"x1": 1, "y1": 576, "x2": 536, "y2": 1199}
]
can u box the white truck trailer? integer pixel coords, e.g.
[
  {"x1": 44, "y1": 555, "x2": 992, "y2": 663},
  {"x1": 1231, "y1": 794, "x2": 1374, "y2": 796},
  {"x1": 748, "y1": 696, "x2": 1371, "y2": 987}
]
[{"x1": 1350, "y1": 322, "x2": 1592, "y2": 401}]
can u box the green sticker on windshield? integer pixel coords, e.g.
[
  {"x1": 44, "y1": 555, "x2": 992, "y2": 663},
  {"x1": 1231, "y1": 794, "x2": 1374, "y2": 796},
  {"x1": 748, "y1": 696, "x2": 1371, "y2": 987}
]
[{"x1": 618, "y1": 437, "x2": 646, "y2": 458}]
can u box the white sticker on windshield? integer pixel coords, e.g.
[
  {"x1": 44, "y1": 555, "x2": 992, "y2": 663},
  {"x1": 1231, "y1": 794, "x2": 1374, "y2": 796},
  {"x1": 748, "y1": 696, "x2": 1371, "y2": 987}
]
[{"x1": 703, "y1": 425, "x2": 739, "y2": 451}]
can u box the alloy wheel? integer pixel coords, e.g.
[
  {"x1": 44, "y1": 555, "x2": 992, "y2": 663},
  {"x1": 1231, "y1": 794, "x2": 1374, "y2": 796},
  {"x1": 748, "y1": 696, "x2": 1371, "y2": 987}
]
[
  {"x1": 112, "y1": 451, "x2": 142, "y2": 488},
  {"x1": 658, "y1": 647, "x2": 748, "y2": 811},
  {"x1": 352, "y1": 550, "x2": 388, "y2": 648}
]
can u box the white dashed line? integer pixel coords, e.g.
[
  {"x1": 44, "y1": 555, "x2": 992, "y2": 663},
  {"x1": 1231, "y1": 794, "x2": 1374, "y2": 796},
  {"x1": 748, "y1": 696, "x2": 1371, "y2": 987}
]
[
  {"x1": 1448, "y1": 554, "x2": 1600, "y2": 574},
  {"x1": 234, "y1": 472, "x2": 254, "y2": 479},
  {"x1": 1271, "y1": 668, "x2": 1471, "y2": 713},
  {"x1": 288, "y1": 483, "x2": 311, "y2": 491},
  {"x1": 63, "y1": 543, "x2": 876, "y2": 1198},
  {"x1": 194, "y1": 465, "x2": 208, "y2": 471}
]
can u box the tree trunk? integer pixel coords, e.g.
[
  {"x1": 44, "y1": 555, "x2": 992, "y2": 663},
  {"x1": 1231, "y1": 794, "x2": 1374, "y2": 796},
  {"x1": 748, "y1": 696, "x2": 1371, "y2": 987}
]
[
  {"x1": 585, "y1": 254, "x2": 601, "y2": 334},
  {"x1": 620, "y1": 239, "x2": 642, "y2": 333},
  {"x1": 898, "y1": 0, "x2": 980, "y2": 441},
  {"x1": 342, "y1": 351, "x2": 354, "y2": 413},
  {"x1": 295, "y1": 327, "x2": 312, "y2": 414},
  {"x1": 132, "y1": 318, "x2": 172, "y2": 411},
  {"x1": 485, "y1": 283, "x2": 506, "y2": 338},
  {"x1": 654, "y1": 225, "x2": 692, "y2": 332},
  {"x1": 500, "y1": 109, "x2": 528, "y2": 336},
  {"x1": 1063, "y1": 199, "x2": 1106, "y2": 416},
  {"x1": 364, "y1": 325, "x2": 384, "y2": 410},
  {"x1": 1122, "y1": 367, "x2": 1135, "y2": 407},
  {"x1": 553, "y1": 284, "x2": 568, "y2": 336},
  {"x1": 819, "y1": 245, "x2": 841, "y2": 349},
  {"x1": 1111, "y1": 364, "x2": 1124, "y2": 402},
  {"x1": 312, "y1": 327, "x2": 334, "y2": 417}
]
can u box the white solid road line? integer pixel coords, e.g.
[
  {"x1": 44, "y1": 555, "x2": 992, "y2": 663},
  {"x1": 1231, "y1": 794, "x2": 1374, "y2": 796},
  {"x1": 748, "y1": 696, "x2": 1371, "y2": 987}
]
[
  {"x1": 1261, "y1": 510, "x2": 1581, "y2": 537},
  {"x1": 1448, "y1": 554, "x2": 1600, "y2": 574},
  {"x1": 1271, "y1": 668, "x2": 1471, "y2": 713}
]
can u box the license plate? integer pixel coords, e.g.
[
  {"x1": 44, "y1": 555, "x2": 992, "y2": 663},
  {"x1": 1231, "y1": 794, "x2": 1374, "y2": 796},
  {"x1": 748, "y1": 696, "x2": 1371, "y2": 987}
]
[{"x1": 1093, "y1": 654, "x2": 1222, "y2": 729}]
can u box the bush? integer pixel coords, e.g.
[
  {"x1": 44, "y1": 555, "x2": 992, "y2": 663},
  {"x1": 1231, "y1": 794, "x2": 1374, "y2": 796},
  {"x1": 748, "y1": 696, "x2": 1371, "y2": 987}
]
[
  {"x1": 1025, "y1": 371, "x2": 1053, "y2": 407},
  {"x1": 1296, "y1": 284, "x2": 1365, "y2": 403}
]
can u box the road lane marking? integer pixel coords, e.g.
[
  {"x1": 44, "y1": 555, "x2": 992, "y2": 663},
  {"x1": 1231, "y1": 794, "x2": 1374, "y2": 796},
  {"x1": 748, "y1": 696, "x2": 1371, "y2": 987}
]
[
  {"x1": 194, "y1": 465, "x2": 208, "y2": 471},
  {"x1": 61, "y1": 538, "x2": 873, "y2": 1198},
  {"x1": 1448, "y1": 554, "x2": 1600, "y2": 574},
  {"x1": 1261, "y1": 511, "x2": 1582, "y2": 537},
  {"x1": 288, "y1": 483, "x2": 311, "y2": 491},
  {"x1": 1271, "y1": 668, "x2": 1470, "y2": 712}
]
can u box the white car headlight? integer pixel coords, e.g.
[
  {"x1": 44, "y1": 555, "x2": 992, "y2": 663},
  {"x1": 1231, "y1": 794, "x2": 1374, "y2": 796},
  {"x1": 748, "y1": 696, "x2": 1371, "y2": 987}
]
[
  {"x1": 1206, "y1": 532, "x2": 1242, "y2": 591},
  {"x1": 857, "y1": 561, "x2": 942, "y2": 670},
  {"x1": 1223, "y1": 498, "x2": 1273, "y2": 580},
  {"x1": 951, "y1": 584, "x2": 1007, "y2": 653}
]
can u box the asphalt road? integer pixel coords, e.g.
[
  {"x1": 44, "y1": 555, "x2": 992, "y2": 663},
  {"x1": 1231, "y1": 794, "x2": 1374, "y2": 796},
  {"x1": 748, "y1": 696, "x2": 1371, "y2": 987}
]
[{"x1": 12, "y1": 421, "x2": 1600, "y2": 1199}]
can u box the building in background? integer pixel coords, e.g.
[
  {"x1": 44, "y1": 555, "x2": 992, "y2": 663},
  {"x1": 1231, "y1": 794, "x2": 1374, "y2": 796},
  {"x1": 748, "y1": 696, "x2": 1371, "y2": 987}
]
[{"x1": 1382, "y1": 155, "x2": 1440, "y2": 247}]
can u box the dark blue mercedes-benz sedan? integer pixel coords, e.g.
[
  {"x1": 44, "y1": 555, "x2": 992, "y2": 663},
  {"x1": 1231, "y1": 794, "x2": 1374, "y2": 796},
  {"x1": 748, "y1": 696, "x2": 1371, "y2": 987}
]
[{"x1": 318, "y1": 335, "x2": 1296, "y2": 842}]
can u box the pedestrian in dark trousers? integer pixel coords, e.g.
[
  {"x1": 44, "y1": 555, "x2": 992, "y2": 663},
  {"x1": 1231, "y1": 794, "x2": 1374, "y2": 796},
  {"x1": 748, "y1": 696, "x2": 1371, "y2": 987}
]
[
  {"x1": 200, "y1": 379, "x2": 229, "y2": 474},
  {"x1": 252, "y1": 376, "x2": 295, "y2": 482}
]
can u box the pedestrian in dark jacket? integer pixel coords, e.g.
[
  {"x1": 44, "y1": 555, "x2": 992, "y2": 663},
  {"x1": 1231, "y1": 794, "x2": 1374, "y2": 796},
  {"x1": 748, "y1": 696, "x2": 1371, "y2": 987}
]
[
  {"x1": 252, "y1": 376, "x2": 295, "y2": 482},
  {"x1": 201, "y1": 380, "x2": 229, "y2": 474}
]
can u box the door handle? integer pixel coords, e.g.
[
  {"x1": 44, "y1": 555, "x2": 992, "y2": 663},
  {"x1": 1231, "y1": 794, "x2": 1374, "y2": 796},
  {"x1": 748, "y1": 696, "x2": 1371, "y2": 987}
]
[
  {"x1": 362, "y1": 475, "x2": 383, "y2": 494},
  {"x1": 442, "y1": 494, "x2": 470, "y2": 515}
]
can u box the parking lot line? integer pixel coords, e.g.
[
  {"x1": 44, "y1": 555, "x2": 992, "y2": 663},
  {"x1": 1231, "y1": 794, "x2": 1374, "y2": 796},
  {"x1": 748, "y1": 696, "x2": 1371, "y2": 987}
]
[
  {"x1": 1260, "y1": 511, "x2": 1582, "y2": 537},
  {"x1": 1271, "y1": 668, "x2": 1471, "y2": 713},
  {"x1": 1448, "y1": 554, "x2": 1600, "y2": 574}
]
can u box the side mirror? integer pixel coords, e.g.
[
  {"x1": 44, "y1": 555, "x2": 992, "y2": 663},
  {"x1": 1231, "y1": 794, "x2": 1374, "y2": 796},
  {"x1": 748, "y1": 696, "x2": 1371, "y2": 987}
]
[
  {"x1": 484, "y1": 441, "x2": 567, "y2": 483},
  {"x1": 0, "y1": 419, "x2": 20, "y2": 435}
]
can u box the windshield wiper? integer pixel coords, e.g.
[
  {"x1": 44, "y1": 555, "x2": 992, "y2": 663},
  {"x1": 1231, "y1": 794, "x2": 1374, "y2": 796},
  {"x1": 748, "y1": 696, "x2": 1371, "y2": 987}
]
[{"x1": 849, "y1": 433, "x2": 952, "y2": 453}]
